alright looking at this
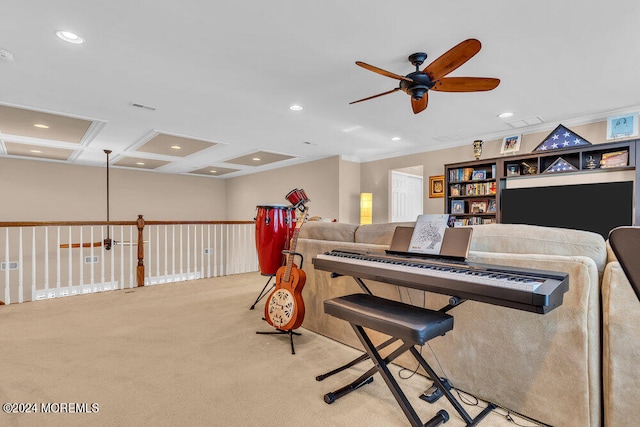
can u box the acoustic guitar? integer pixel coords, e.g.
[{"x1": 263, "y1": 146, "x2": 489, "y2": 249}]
[{"x1": 264, "y1": 206, "x2": 308, "y2": 331}]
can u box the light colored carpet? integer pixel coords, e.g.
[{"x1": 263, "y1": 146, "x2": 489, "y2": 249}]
[{"x1": 0, "y1": 272, "x2": 542, "y2": 426}]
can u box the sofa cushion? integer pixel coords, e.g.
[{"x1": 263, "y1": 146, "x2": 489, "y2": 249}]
[
  {"x1": 298, "y1": 222, "x2": 359, "y2": 242},
  {"x1": 469, "y1": 224, "x2": 607, "y2": 274},
  {"x1": 354, "y1": 222, "x2": 415, "y2": 245}
]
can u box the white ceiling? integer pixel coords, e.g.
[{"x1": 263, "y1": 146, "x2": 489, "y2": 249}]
[{"x1": 1, "y1": 0, "x2": 640, "y2": 177}]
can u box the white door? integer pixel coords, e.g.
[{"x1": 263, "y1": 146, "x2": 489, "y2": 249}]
[{"x1": 391, "y1": 171, "x2": 423, "y2": 222}]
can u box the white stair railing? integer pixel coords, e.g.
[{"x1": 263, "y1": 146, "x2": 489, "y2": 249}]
[{"x1": 0, "y1": 219, "x2": 257, "y2": 305}]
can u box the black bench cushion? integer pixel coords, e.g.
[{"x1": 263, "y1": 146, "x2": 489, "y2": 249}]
[{"x1": 324, "y1": 294, "x2": 453, "y2": 346}]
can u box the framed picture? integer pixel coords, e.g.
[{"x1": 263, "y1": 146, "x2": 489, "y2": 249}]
[
  {"x1": 487, "y1": 199, "x2": 497, "y2": 213},
  {"x1": 606, "y1": 113, "x2": 638, "y2": 140},
  {"x1": 451, "y1": 200, "x2": 465, "y2": 214},
  {"x1": 470, "y1": 199, "x2": 488, "y2": 214},
  {"x1": 501, "y1": 134, "x2": 522, "y2": 154},
  {"x1": 471, "y1": 170, "x2": 486, "y2": 180},
  {"x1": 506, "y1": 164, "x2": 520, "y2": 176},
  {"x1": 429, "y1": 175, "x2": 445, "y2": 198}
]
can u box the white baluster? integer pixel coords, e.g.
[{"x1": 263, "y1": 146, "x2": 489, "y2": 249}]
[
  {"x1": 31, "y1": 228, "x2": 36, "y2": 302},
  {"x1": 56, "y1": 227, "x2": 61, "y2": 296},
  {"x1": 44, "y1": 227, "x2": 49, "y2": 297},
  {"x1": 4, "y1": 228, "x2": 10, "y2": 304}
]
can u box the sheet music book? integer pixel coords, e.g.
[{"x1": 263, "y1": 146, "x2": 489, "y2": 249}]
[{"x1": 407, "y1": 214, "x2": 450, "y2": 255}]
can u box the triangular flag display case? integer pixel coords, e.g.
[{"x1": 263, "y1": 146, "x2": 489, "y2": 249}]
[
  {"x1": 533, "y1": 124, "x2": 592, "y2": 152},
  {"x1": 542, "y1": 156, "x2": 579, "y2": 174}
]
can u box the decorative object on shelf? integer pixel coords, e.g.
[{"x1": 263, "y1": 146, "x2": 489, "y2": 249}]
[
  {"x1": 606, "y1": 113, "x2": 638, "y2": 140},
  {"x1": 501, "y1": 134, "x2": 521, "y2": 155},
  {"x1": 521, "y1": 161, "x2": 537, "y2": 175},
  {"x1": 585, "y1": 155, "x2": 597, "y2": 169},
  {"x1": 506, "y1": 164, "x2": 520, "y2": 176},
  {"x1": 487, "y1": 199, "x2": 497, "y2": 213},
  {"x1": 473, "y1": 139, "x2": 483, "y2": 160},
  {"x1": 428, "y1": 175, "x2": 444, "y2": 198},
  {"x1": 349, "y1": 38, "x2": 500, "y2": 115},
  {"x1": 600, "y1": 150, "x2": 629, "y2": 168},
  {"x1": 542, "y1": 157, "x2": 579, "y2": 174},
  {"x1": 533, "y1": 124, "x2": 591, "y2": 152}
]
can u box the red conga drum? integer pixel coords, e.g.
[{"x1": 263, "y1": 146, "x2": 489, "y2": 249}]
[{"x1": 255, "y1": 205, "x2": 294, "y2": 276}]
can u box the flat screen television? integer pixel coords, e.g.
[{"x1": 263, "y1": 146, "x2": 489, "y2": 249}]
[{"x1": 500, "y1": 181, "x2": 633, "y2": 238}]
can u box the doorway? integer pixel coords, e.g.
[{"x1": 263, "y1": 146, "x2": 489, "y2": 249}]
[{"x1": 390, "y1": 166, "x2": 423, "y2": 222}]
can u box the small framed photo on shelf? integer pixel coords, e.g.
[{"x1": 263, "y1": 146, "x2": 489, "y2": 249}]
[
  {"x1": 487, "y1": 199, "x2": 497, "y2": 213},
  {"x1": 471, "y1": 170, "x2": 486, "y2": 180},
  {"x1": 429, "y1": 175, "x2": 445, "y2": 198},
  {"x1": 606, "y1": 113, "x2": 638, "y2": 140},
  {"x1": 506, "y1": 164, "x2": 520, "y2": 176},
  {"x1": 451, "y1": 200, "x2": 465, "y2": 214},
  {"x1": 501, "y1": 134, "x2": 522, "y2": 155},
  {"x1": 469, "y1": 199, "x2": 488, "y2": 214}
]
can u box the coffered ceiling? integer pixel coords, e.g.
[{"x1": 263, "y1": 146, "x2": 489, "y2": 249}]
[{"x1": 1, "y1": 1, "x2": 639, "y2": 178}]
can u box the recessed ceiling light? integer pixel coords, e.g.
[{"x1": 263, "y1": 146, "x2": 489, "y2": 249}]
[
  {"x1": 391, "y1": 136, "x2": 401, "y2": 141},
  {"x1": 55, "y1": 30, "x2": 84, "y2": 44},
  {"x1": 289, "y1": 104, "x2": 303, "y2": 111},
  {"x1": 29, "y1": 149, "x2": 42, "y2": 153},
  {"x1": 33, "y1": 124, "x2": 49, "y2": 129},
  {"x1": 170, "y1": 145, "x2": 181, "y2": 150},
  {"x1": 210, "y1": 170, "x2": 217, "y2": 173},
  {"x1": 136, "y1": 162, "x2": 145, "y2": 165},
  {"x1": 252, "y1": 157, "x2": 261, "y2": 161},
  {"x1": 498, "y1": 112, "x2": 514, "y2": 118}
]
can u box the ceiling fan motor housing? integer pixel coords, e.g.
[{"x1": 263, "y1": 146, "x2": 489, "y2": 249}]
[{"x1": 401, "y1": 71, "x2": 435, "y2": 100}]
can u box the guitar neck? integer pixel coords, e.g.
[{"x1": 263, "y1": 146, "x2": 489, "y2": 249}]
[{"x1": 283, "y1": 208, "x2": 307, "y2": 282}]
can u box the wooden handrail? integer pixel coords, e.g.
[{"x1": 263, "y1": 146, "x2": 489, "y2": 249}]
[{"x1": 0, "y1": 220, "x2": 254, "y2": 227}]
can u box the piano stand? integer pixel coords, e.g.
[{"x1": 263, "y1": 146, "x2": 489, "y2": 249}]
[{"x1": 323, "y1": 293, "x2": 495, "y2": 427}]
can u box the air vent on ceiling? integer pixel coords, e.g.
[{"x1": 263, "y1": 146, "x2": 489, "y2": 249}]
[
  {"x1": 506, "y1": 116, "x2": 545, "y2": 129},
  {"x1": 130, "y1": 102, "x2": 157, "y2": 111},
  {"x1": 434, "y1": 134, "x2": 464, "y2": 143}
]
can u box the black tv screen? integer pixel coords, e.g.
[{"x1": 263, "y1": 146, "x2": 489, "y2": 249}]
[{"x1": 501, "y1": 181, "x2": 633, "y2": 238}]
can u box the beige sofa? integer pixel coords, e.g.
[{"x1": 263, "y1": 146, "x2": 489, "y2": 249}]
[
  {"x1": 298, "y1": 222, "x2": 608, "y2": 427},
  {"x1": 602, "y1": 244, "x2": 640, "y2": 426}
]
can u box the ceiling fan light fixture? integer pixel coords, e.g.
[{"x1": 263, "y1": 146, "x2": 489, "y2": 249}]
[{"x1": 55, "y1": 30, "x2": 84, "y2": 44}]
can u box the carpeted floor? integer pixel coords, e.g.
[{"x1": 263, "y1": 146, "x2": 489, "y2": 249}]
[{"x1": 0, "y1": 272, "x2": 541, "y2": 426}]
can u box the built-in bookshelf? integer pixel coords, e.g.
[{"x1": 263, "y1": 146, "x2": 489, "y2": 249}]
[
  {"x1": 445, "y1": 160, "x2": 498, "y2": 226},
  {"x1": 444, "y1": 139, "x2": 640, "y2": 226}
]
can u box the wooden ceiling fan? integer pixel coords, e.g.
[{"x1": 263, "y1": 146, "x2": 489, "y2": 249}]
[{"x1": 350, "y1": 38, "x2": 500, "y2": 114}]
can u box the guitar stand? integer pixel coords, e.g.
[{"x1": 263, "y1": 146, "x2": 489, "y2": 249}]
[
  {"x1": 249, "y1": 275, "x2": 275, "y2": 310},
  {"x1": 256, "y1": 327, "x2": 301, "y2": 355}
]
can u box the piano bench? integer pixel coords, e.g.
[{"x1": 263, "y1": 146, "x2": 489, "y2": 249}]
[
  {"x1": 322, "y1": 293, "x2": 495, "y2": 427},
  {"x1": 324, "y1": 293, "x2": 453, "y2": 346}
]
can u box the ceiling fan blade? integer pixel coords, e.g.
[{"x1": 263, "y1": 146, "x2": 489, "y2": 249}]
[
  {"x1": 355, "y1": 61, "x2": 414, "y2": 82},
  {"x1": 411, "y1": 92, "x2": 428, "y2": 114},
  {"x1": 432, "y1": 77, "x2": 500, "y2": 92},
  {"x1": 423, "y1": 39, "x2": 482, "y2": 80},
  {"x1": 349, "y1": 87, "x2": 401, "y2": 105}
]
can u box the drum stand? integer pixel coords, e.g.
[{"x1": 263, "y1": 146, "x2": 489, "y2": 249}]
[{"x1": 249, "y1": 275, "x2": 275, "y2": 310}]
